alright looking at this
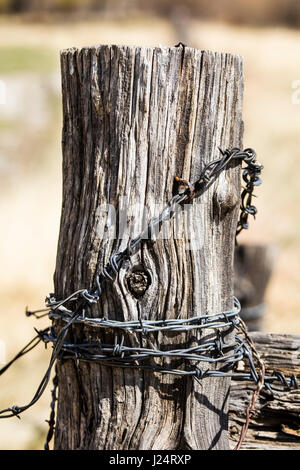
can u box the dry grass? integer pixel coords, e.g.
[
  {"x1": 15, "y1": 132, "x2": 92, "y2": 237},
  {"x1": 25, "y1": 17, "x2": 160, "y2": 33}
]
[{"x1": 0, "y1": 16, "x2": 299, "y2": 449}]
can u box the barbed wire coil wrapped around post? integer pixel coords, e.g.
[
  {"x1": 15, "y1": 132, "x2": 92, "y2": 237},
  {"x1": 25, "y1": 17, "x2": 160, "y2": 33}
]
[{"x1": 0, "y1": 146, "x2": 295, "y2": 451}]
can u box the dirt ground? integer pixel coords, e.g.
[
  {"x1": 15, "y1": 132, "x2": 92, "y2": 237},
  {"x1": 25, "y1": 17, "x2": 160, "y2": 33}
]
[{"x1": 0, "y1": 16, "x2": 299, "y2": 449}]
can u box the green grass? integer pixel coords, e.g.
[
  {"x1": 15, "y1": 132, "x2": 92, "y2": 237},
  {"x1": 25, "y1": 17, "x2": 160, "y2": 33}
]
[
  {"x1": 0, "y1": 118, "x2": 18, "y2": 130},
  {"x1": 0, "y1": 46, "x2": 57, "y2": 75}
]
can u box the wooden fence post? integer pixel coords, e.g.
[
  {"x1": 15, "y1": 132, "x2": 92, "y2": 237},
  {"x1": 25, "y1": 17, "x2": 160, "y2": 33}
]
[
  {"x1": 234, "y1": 244, "x2": 275, "y2": 331},
  {"x1": 53, "y1": 45, "x2": 244, "y2": 450}
]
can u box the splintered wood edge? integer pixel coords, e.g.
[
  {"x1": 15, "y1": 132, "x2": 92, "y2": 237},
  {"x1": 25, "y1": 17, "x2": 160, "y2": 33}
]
[{"x1": 60, "y1": 44, "x2": 243, "y2": 61}]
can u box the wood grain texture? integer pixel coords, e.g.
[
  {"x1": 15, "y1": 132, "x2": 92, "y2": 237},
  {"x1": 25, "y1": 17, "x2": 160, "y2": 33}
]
[
  {"x1": 54, "y1": 45, "x2": 244, "y2": 450},
  {"x1": 229, "y1": 332, "x2": 300, "y2": 450}
]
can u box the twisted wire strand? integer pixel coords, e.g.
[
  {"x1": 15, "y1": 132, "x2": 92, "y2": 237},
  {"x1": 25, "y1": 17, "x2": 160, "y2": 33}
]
[
  {"x1": 48, "y1": 297, "x2": 241, "y2": 332},
  {"x1": 44, "y1": 365, "x2": 58, "y2": 451},
  {"x1": 0, "y1": 309, "x2": 81, "y2": 418}
]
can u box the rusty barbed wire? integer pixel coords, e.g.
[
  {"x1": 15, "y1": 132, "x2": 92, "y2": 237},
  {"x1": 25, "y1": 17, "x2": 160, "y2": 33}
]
[
  {"x1": 235, "y1": 148, "x2": 263, "y2": 236},
  {"x1": 0, "y1": 146, "x2": 284, "y2": 452}
]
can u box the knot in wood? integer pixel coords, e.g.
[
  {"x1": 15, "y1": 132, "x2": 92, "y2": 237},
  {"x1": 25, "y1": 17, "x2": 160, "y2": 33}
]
[{"x1": 126, "y1": 270, "x2": 150, "y2": 298}]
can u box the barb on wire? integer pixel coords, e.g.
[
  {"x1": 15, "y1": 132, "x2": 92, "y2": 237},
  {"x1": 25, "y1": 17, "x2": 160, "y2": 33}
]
[
  {"x1": 0, "y1": 328, "x2": 49, "y2": 377},
  {"x1": 0, "y1": 309, "x2": 80, "y2": 419}
]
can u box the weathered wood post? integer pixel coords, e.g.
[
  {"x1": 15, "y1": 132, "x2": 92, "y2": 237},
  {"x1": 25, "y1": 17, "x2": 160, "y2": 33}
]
[{"x1": 53, "y1": 45, "x2": 244, "y2": 450}]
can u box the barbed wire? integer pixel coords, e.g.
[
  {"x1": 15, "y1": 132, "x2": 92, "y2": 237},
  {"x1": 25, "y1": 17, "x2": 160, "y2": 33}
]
[
  {"x1": 236, "y1": 149, "x2": 263, "y2": 236},
  {"x1": 44, "y1": 365, "x2": 58, "y2": 451},
  {"x1": 0, "y1": 146, "x2": 293, "y2": 451}
]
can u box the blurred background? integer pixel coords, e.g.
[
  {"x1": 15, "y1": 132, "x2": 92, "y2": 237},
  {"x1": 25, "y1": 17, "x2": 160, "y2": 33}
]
[{"x1": 0, "y1": 0, "x2": 299, "y2": 450}]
